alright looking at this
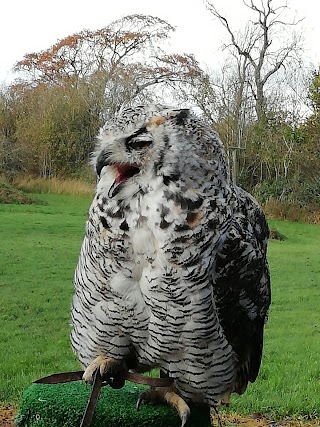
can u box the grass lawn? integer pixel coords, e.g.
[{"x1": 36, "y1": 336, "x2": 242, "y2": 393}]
[
  {"x1": 0, "y1": 194, "x2": 91, "y2": 402},
  {"x1": 0, "y1": 194, "x2": 319, "y2": 419}
]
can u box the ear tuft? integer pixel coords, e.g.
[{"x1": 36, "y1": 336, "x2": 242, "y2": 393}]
[{"x1": 173, "y1": 109, "x2": 190, "y2": 125}]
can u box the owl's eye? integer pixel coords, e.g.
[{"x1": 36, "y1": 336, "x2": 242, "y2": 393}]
[
  {"x1": 127, "y1": 137, "x2": 152, "y2": 151},
  {"x1": 125, "y1": 128, "x2": 153, "y2": 151}
]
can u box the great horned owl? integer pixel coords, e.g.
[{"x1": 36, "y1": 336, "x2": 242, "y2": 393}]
[{"x1": 71, "y1": 105, "x2": 271, "y2": 424}]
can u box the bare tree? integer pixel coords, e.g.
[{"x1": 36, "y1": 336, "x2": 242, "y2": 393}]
[{"x1": 205, "y1": 0, "x2": 304, "y2": 123}]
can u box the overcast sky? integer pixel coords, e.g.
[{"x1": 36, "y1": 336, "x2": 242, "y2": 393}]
[{"x1": 1, "y1": 0, "x2": 320, "y2": 85}]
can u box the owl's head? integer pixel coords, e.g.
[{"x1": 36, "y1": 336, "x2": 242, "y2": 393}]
[{"x1": 94, "y1": 105, "x2": 228, "y2": 195}]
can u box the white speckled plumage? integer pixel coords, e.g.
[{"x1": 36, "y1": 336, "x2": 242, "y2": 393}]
[{"x1": 71, "y1": 105, "x2": 271, "y2": 407}]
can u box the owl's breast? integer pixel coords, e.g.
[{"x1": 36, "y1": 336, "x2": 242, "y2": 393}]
[
  {"x1": 94, "y1": 178, "x2": 218, "y2": 300},
  {"x1": 129, "y1": 224, "x2": 159, "y2": 279}
]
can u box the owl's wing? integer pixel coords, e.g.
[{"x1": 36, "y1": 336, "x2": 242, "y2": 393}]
[{"x1": 213, "y1": 187, "x2": 271, "y2": 394}]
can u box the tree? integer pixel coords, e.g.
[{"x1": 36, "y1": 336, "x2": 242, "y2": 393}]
[
  {"x1": 205, "y1": 0, "x2": 303, "y2": 123},
  {"x1": 202, "y1": 0, "x2": 304, "y2": 186},
  {"x1": 299, "y1": 70, "x2": 320, "y2": 178},
  {"x1": 7, "y1": 15, "x2": 204, "y2": 178},
  {"x1": 14, "y1": 15, "x2": 202, "y2": 117},
  {"x1": 0, "y1": 89, "x2": 23, "y2": 178},
  {"x1": 308, "y1": 70, "x2": 320, "y2": 112},
  {"x1": 0, "y1": 78, "x2": 105, "y2": 178},
  {"x1": 15, "y1": 15, "x2": 174, "y2": 83}
]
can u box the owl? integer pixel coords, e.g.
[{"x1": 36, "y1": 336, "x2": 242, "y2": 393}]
[{"x1": 71, "y1": 105, "x2": 271, "y2": 425}]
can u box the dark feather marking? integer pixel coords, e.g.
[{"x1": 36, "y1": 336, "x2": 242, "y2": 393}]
[
  {"x1": 160, "y1": 219, "x2": 172, "y2": 229},
  {"x1": 174, "y1": 223, "x2": 190, "y2": 232},
  {"x1": 154, "y1": 134, "x2": 169, "y2": 173},
  {"x1": 100, "y1": 216, "x2": 110, "y2": 229},
  {"x1": 174, "y1": 109, "x2": 190, "y2": 125},
  {"x1": 119, "y1": 220, "x2": 129, "y2": 231},
  {"x1": 207, "y1": 219, "x2": 218, "y2": 230},
  {"x1": 105, "y1": 208, "x2": 123, "y2": 219},
  {"x1": 166, "y1": 192, "x2": 203, "y2": 210},
  {"x1": 163, "y1": 174, "x2": 180, "y2": 186}
]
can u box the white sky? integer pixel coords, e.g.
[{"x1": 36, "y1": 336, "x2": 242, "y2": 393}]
[{"x1": 1, "y1": 0, "x2": 320, "y2": 85}]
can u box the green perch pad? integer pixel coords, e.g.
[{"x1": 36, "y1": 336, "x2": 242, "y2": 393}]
[{"x1": 15, "y1": 381, "x2": 212, "y2": 427}]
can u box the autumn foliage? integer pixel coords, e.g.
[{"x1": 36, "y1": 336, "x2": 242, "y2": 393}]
[
  {"x1": 14, "y1": 15, "x2": 201, "y2": 89},
  {"x1": 2, "y1": 15, "x2": 203, "y2": 178}
]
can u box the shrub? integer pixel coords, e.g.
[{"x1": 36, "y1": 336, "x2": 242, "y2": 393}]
[
  {"x1": 253, "y1": 178, "x2": 320, "y2": 207},
  {"x1": 0, "y1": 180, "x2": 45, "y2": 205},
  {"x1": 263, "y1": 198, "x2": 320, "y2": 223}
]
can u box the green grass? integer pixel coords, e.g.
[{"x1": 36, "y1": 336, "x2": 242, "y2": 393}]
[
  {"x1": 0, "y1": 195, "x2": 319, "y2": 419},
  {"x1": 231, "y1": 220, "x2": 320, "y2": 418},
  {"x1": 0, "y1": 194, "x2": 91, "y2": 401}
]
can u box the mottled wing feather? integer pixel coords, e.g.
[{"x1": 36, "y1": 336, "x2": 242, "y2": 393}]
[{"x1": 213, "y1": 187, "x2": 271, "y2": 394}]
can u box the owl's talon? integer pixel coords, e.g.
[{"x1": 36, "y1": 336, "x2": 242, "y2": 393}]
[
  {"x1": 135, "y1": 394, "x2": 144, "y2": 411},
  {"x1": 83, "y1": 355, "x2": 126, "y2": 385},
  {"x1": 136, "y1": 393, "x2": 145, "y2": 411},
  {"x1": 136, "y1": 397, "x2": 141, "y2": 411},
  {"x1": 180, "y1": 410, "x2": 189, "y2": 427},
  {"x1": 136, "y1": 388, "x2": 161, "y2": 411},
  {"x1": 136, "y1": 387, "x2": 190, "y2": 426},
  {"x1": 164, "y1": 390, "x2": 190, "y2": 426}
]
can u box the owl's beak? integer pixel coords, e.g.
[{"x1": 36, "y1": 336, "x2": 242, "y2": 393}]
[
  {"x1": 108, "y1": 164, "x2": 140, "y2": 198},
  {"x1": 115, "y1": 164, "x2": 140, "y2": 184},
  {"x1": 96, "y1": 151, "x2": 109, "y2": 177}
]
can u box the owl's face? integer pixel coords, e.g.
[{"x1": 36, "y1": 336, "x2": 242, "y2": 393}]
[
  {"x1": 95, "y1": 105, "x2": 187, "y2": 182},
  {"x1": 94, "y1": 104, "x2": 228, "y2": 196}
]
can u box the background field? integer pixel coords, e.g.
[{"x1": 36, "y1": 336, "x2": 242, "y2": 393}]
[{"x1": 0, "y1": 194, "x2": 319, "y2": 420}]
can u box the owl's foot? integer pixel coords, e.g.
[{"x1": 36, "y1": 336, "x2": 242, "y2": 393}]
[
  {"x1": 136, "y1": 387, "x2": 190, "y2": 427},
  {"x1": 83, "y1": 355, "x2": 126, "y2": 388}
]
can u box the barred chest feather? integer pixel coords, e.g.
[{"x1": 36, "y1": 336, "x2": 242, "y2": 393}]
[{"x1": 84, "y1": 175, "x2": 237, "y2": 403}]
